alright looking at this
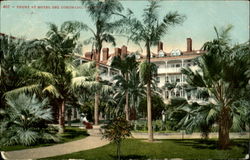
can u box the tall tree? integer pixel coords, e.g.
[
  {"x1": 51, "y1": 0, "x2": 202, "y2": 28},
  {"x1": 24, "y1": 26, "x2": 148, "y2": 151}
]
[
  {"x1": 123, "y1": 1, "x2": 185, "y2": 141},
  {"x1": 42, "y1": 21, "x2": 83, "y2": 133},
  {"x1": 181, "y1": 26, "x2": 250, "y2": 149},
  {"x1": 81, "y1": 0, "x2": 124, "y2": 125},
  {"x1": 4, "y1": 21, "x2": 84, "y2": 133},
  {"x1": 111, "y1": 54, "x2": 138, "y2": 120}
]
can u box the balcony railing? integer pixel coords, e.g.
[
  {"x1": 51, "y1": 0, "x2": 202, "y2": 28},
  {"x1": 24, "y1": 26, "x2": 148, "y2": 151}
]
[{"x1": 166, "y1": 68, "x2": 182, "y2": 73}]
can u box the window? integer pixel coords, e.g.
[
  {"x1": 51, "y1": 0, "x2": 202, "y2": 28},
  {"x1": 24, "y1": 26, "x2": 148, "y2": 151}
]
[
  {"x1": 165, "y1": 91, "x2": 169, "y2": 99},
  {"x1": 170, "y1": 77, "x2": 175, "y2": 83},
  {"x1": 171, "y1": 64, "x2": 175, "y2": 68},
  {"x1": 183, "y1": 75, "x2": 186, "y2": 82},
  {"x1": 171, "y1": 49, "x2": 181, "y2": 56},
  {"x1": 156, "y1": 77, "x2": 160, "y2": 83},
  {"x1": 176, "y1": 91, "x2": 180, "y2": 97},
  {"x1": 176, "y1": 64, "x2": 181, "y2": 68},
  {"x1": 176, "y1": 78, "x2": 180, "y2": 82},
  {"x1": 159, "y1": 51, "x2": 165, "y2": 57},
  {"x1": 165, "y1": 76, "x2": 169, "y2": 82}
]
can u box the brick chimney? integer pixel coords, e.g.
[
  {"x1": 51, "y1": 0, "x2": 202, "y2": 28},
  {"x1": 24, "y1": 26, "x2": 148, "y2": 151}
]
[
  {"x1": 85, "y1": 52, "x2": 93, "y2": 59},
  {"x1": 121, "y1": 45, "x2": 127, "y2": 59},
  {"x1": 102, "y1": 48, "x2": 109, "y2": 61},
  {"x1": 157, "y1": 41, "x2": 163, "y2": 52},
  {"x1": 187, "y1": 38, "x2": 192, "y2": 52},
  {"x1": 114, "y1": 48, "x2": 121, "y2": 56}
]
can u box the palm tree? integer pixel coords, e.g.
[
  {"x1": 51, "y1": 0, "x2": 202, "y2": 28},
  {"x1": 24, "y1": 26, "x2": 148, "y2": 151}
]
[
  {"x1": 39, "y1": 21, "x2": 85, "y2": 133},
  {"x1": 111, "y1": 54, "x2": 138, "y2": 120},
  {"x1": 123, "y1": 1, "x2": 185, "y2": 141},
  {"x1": 0, "y1": 93, "x2": 58, "y2": 146},
  {"x1": 71, "y1": 61, "x2": 113, "y2": 121},
  {"x1": 4, "y1": 21, "x2": 83, "y2": 133},
  {"x1": 0, "y1": 34, "x2": 30, "y2": 108},
  {"x1": 181, "y1": 26, "x2": 250, "y2": 149},
  {"x1": 81, "y1": 0, "x2": 125, "y2": 125},
  {"x1": 127, "y1": 68, "x2": 146, "y2": 120}
]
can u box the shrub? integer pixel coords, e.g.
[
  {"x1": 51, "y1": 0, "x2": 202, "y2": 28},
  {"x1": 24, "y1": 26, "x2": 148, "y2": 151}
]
[
  {"x1": 0, "y1": 93, "x2": 59, "y2": 146},
  {"x1": 101, "y1": 116, "x2": 132, "y2": 160}
]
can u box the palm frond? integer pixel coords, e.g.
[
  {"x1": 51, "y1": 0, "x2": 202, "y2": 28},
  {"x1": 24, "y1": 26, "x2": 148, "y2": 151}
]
[
  {"x1": 42, "y1": 85, "x2": 61, "y2": 98},
  {"x1": 4, "y1": 84, "x2": 40, "y2": 97}
]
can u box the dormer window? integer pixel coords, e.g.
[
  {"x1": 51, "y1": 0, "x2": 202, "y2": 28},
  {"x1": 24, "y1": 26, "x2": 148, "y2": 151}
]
[
  {"x1": 158, "y1": 50, "x2": 165, "y2": 57},
  {"x1": 171, "y1": 49, "x2": 181, "y2": 56}
]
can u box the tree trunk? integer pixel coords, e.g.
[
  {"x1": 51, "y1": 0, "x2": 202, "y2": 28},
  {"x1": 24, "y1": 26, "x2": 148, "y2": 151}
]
[
  {"x1": 147, "y1": 82, "x2": 153, "y2": 141},
  {"x1": 58, "y1": 100, "x2": 65, "y2": 133},
  {"x1": 94, "y1": 93, "x2": 99, "y2": 125},
  {"x1": 125, "y1": 90, "x2": 129, "y2": 121},
  {"x1": 67, "y1": 109, "x2": 72, "y2": 127},
  {"x1": 218, "y1": 106, "x2": 231, "y2": 149},
  {"x1": 94, "y1": 49, "x2": 100, "y2": 125},
  {"x1": 146, "y1": 41, "x2": 153, "y2": 142},
  {"x1": 125, "y1": 73, "x2": 129, "y2": 121}
]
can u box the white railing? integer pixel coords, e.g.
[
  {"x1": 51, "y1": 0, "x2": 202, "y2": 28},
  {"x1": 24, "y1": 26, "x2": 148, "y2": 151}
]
[
  {"x1": 166, "y1": 68, "x2": 182, "y2": 73},
  {"x1": 157, "y1": 68, "x2": 166, "y2": 74}
]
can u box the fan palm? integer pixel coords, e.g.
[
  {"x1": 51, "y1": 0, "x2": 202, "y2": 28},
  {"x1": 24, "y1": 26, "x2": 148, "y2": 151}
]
[
  {"x1": 0, "y1": 93, "x2": 58, "y2": 146},
  {"x1": 81, "y1": 0, "x2": 125, "y2": 125},
  {"x1": 122, "y1": 1, "x2": 185, "y2": 141},
  {"x1": 181, "y1": 26, "x2": 250, "y2": 149}
]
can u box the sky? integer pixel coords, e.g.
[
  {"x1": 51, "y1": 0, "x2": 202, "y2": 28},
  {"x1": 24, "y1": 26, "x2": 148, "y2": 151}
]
[{"x1": 0, "y1": 0, "x2": 249, "y2": 55}]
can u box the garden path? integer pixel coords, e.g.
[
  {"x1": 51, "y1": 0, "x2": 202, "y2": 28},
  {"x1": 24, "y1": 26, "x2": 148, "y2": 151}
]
[{"x1": 3, "y1": 125, "x2": 109, "y2": 159}]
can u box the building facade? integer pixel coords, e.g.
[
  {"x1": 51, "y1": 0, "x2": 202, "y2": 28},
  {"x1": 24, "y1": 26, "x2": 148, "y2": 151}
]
[
  {"x1": 77, "y1": 38, "x2": 204, "y2": 103},
  {"x1": 146, "y1": 38, "x2": 205, "y2": 102}
]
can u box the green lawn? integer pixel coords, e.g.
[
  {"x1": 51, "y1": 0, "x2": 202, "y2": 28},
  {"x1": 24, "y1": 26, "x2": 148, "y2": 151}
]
[
  {"x1": 42, "y1": 139, "x2": 248, "y2": 160},
  {"x1": 0, "y1": 127, "x2": 89, "y2": 151}
]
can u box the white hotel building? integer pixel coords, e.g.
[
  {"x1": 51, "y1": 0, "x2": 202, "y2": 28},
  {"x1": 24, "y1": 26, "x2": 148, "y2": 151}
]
[
  {"x1": 148, "y1": 38, "x2": 205, "y2": 102},
  {"x1": 78, "y1": 38, "x2": 204, "y2": 102}
]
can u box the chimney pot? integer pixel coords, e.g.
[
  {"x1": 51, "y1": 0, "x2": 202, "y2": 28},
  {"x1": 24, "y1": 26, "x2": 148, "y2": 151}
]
[
  {"x1": 102, "y1": 48, "x2": 109, "y2": 61},
  {"x1": 158, "y1": 41, "x2": 163, "y2": 52},
  {"x1": 187, "y1": 38, "x2": 192, "y2": 52},
  {"x1": 114, "y1": 48, "x2": 121, "y2": 56},
  {"x1": 121, "y1": 45, "x2": 127, "y2": 59}
]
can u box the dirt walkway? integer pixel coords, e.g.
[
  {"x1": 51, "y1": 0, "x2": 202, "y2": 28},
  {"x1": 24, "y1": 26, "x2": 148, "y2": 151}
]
[{"x1": 3, "y1": 126, "x2": 109, "y2": 159}]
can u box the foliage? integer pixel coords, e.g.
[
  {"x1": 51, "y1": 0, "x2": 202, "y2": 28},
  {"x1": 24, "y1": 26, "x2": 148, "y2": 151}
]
[
  {"x1": 101, "y1": 116, "x2": 132, "y2": 160},
  {"x1": 0, "y1": 93, "x2": 58, "y2": 146},
  {"x1": 138, "y1": 94, "x2": 166, "y2": 120},
  {"x1": 81, "y1": 0, "x2": 125, "y2": 125},
  {"x1": 1, "y1": 127, "x2": 89, "y2": 151},
  {"x1": 0, "y1": 34, "x2": 40, "y2": 107},
  {"x1": 0, "y1": 22, "x2": 84, "y2": 133},
  {"x1": 119, "y1": 1, "x2": 185, "y2": 141},
  {"x1": 111, "y1": 54, "x2": 145, "y2": 120},
  {"x1": 181, "y1": 26, "x2": 250, "y2": 148},
  {"x1": 139, "y1": 61, "x2": 158, "y2": 84},
  {"x1": 132, "y1": 120, "x2": 170, "y2": 132}
]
